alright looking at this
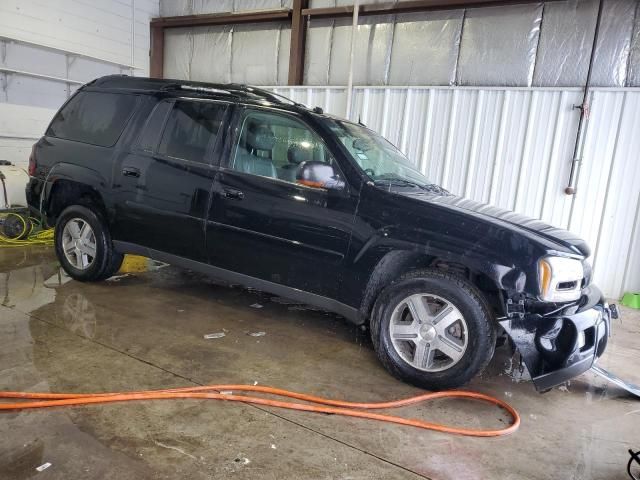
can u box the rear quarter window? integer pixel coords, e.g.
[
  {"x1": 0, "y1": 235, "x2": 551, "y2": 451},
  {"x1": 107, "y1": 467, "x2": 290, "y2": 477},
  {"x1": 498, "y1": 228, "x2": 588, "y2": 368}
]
[{"x1": 47, "y1": 91, "x2": 138, "y2": 147}]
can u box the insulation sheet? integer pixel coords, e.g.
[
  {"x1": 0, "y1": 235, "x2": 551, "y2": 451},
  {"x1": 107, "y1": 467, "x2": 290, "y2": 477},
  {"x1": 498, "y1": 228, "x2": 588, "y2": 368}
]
[
  {"x1": 388, "y1": 11, "x2": 463, "y2": 86},
  {"x1": 456, "y1": 4, "x2": 543, "y2": 86},
  {"x1": 533, "y1": 0, "x2": 599, "y2": 87}
]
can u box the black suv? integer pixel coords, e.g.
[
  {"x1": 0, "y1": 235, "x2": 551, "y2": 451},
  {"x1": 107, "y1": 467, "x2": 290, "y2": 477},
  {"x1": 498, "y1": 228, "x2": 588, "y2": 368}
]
[{"x1": 26, "y1": 75, "x2": 613, "y2": 391}]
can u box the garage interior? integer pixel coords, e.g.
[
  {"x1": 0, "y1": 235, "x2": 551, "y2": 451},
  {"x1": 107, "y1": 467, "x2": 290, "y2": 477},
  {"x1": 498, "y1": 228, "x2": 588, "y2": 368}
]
[{"x1": 1, "y1": 0, "x2": 640, "y2": 479}]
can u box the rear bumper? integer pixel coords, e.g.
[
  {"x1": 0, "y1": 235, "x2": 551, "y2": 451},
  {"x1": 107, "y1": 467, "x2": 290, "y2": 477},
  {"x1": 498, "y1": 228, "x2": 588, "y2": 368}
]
[{"x1": 499, "y1": 286, "x2": 611, "y2": 391}]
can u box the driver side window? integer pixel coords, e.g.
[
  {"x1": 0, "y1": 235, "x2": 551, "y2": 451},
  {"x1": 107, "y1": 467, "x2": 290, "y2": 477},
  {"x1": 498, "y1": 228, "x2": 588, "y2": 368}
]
[{"x1": 230, "y1": 110, "x2": 336, "y2": 185}]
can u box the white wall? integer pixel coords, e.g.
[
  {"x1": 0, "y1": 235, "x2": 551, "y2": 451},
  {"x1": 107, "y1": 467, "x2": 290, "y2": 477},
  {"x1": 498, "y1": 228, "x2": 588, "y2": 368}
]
[{"x1": 0, "y1": 0, "x2": 159, "y2": 168}]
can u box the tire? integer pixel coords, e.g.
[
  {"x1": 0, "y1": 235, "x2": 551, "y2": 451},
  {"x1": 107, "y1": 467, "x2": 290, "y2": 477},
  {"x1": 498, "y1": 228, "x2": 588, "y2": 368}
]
[
  {"x1": 54, "y1": 204, "x2": 120, "y2": 282},
  {"x1": 2, "y1": 213, "x2": 32, "y2": 239},
  {"x1": 370, "y1": 269, "x2": 496, "y2": 390}
]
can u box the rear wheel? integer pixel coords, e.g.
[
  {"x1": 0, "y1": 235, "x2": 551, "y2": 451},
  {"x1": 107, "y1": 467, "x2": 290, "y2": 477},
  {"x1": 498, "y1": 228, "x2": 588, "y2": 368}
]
[
  {"x1": 55, "y1": 204, "x2": 122, "y2": 281},
  {"x1": 370, "y1": 269, "x2": 496, "y2": 390}
]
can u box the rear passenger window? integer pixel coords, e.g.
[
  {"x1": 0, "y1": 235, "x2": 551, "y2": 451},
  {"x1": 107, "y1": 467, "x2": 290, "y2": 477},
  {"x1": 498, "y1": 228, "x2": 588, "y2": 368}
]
[
  {"x1": 47, "y1": 91, "x2": 138, "y2": 147},
  {"x1": 157, "y1": 100, "x2": 226, "y2": 163}
]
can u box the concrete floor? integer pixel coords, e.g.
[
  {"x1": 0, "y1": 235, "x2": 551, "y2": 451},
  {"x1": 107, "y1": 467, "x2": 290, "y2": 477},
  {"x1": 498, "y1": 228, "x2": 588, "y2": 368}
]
[{"x1": 0, "y1": 247, "x2": 638, "y2": 480}]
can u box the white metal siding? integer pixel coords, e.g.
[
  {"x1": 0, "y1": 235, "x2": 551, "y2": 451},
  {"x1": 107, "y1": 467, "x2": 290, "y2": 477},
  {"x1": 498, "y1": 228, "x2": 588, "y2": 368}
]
[
  {"x1": 0, "y1": 0, "x2": 158, "y2": 70},
  {"x1": 0, "y1": 0, "x2": 159, "y2": 170},
  {"x1": 272, "y1": 85, "x2": 640, "y2": 299}
]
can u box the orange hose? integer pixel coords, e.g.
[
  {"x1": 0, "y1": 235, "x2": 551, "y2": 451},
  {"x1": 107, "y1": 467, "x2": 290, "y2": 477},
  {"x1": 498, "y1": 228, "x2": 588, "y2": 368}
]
[{"x1": 0, "y1": 384, "x2": 520, "y2": 437}]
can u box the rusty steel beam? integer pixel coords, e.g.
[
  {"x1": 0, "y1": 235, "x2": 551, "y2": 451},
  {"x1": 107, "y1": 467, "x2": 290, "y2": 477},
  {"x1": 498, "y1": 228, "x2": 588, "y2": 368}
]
[
  {"x1": 302, "y1": 0, "x2": 562, "y2": 18},
  {"x1": 288, "y1": 0, "x2": 309, "y2": 85},
  {"x1": 149, "y1": 24, "x2": 164, "y2": 78},
  {"x1": 151, "y1": 9, "x2": 291, "y2": 29}
]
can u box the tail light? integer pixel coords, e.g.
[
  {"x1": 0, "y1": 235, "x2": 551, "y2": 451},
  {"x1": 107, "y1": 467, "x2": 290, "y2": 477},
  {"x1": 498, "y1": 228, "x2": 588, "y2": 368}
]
[{"x1": 28, "y1": 144, "x2": 37, "y2": 176}]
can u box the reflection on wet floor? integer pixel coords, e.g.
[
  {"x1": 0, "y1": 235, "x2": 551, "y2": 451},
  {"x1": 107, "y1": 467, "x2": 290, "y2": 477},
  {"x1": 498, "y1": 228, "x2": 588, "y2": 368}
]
[{"x1": 0, "y1": 247, "x2": 639, "y2": 480}]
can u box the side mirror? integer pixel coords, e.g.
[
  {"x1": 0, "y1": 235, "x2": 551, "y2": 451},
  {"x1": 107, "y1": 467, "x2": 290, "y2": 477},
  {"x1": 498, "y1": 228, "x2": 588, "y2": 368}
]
[{"x1": 296, "y1": 161, "x2": 345, "y2": 191}]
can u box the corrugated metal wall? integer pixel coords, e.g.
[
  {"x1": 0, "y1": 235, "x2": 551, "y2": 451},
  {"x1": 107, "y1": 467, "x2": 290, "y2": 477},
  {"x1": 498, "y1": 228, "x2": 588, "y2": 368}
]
[
  {"x1": 270, "y1": 85, "x2": 640, "y2": 299},
  {"x1": 0, "y1": 0, "x2": 160, "y2": 168}
]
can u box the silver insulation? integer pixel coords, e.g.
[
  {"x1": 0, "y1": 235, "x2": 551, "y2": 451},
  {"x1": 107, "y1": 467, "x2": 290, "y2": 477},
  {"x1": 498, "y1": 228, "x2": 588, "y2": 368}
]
[
  {"x1": 629, "y1": 5, "x2": 640, "y2": 86},
  {"x1": 163, "y1": 23, "x2": 290, "y2": 85},
  {"x1": 590, "y1": 0, "x2": 636, "y2": 87},
  {"x1": 388, "y1": 11, "x2": 463, "y2": 86},
  {"x1": 456, "y1": 4, "x2": 543, "y2": 87},
  {"x1": 533, "y1": 0, "x2": 598, "y2": 87},
  {"x1": 161, "y1": 0, "x2": 640, "y2": 88},
  {"x1": 161, "y1": 0, "x2": 291, "y2": 17}
]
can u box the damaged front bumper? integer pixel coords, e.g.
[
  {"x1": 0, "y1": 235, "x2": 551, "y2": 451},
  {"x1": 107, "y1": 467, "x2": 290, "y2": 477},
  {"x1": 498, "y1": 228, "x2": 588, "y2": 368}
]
[{"x1": 499, "y1": 285, "x2": 612, "y2": 391}]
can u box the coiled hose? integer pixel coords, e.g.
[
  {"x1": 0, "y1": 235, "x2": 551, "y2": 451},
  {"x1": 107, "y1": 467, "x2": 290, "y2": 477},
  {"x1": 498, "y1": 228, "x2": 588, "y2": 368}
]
[
  {"x1": 0, "y1": 213, "x2": 54, "y2": 247},
  {"x1": 0, "y1": 384, "x2": 520, "y2": 437}
]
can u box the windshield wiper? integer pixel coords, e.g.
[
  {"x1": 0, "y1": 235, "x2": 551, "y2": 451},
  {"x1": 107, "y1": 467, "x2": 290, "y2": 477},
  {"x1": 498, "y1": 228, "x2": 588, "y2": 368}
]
[
  {"x1": 373, "y1": 175, "x2": 450, "y2": 195},
  {"x1": 373, "y1": 177, "x2": 422, "y2": 188}
]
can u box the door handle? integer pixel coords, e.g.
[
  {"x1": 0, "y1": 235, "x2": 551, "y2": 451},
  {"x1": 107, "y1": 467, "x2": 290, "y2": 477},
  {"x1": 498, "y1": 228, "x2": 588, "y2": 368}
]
[
  {"x1": 122, "y1": 167, "x2": 141, "y2": 178},
  {"x1": 223, "y1": 188, "x2": 244, "y2": 200}
]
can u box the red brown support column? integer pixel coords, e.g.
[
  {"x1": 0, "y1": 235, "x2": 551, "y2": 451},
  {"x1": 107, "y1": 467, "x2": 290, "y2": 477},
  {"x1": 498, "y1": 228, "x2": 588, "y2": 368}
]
[
  {"x1": 288, "y1": 0, "x2": 309, "y2": 85},
  {"x1": 150, "y1": 24, "x2": 164, "y2": 78}
]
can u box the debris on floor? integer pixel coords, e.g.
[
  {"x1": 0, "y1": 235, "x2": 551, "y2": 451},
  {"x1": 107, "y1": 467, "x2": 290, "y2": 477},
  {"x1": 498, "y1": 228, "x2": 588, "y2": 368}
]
[
  {"x1": 204, "y1": 332, "x2": 226, "y2": 339},
  {"x1": 35, "y1": 462, "x2": 52, "y2": 472},
  {"x1": 247, "y1": 331, "x2": 266, "y2": 337},
  {"x1": 105, "y1": 273, "x2": 133, "y2": 282},
  {"x1": 250, "y1": 303, "x2": 263, "y2": 309}
]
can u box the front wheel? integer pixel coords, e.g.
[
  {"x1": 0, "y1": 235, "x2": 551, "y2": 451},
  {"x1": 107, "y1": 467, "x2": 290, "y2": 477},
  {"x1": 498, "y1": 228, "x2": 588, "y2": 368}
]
[
  {"x1": 54, "y1": 204, "x2": 122, "y2": 281},
  {"x1": 370, "y1": 269, "x2": 496, "y2": 390}
]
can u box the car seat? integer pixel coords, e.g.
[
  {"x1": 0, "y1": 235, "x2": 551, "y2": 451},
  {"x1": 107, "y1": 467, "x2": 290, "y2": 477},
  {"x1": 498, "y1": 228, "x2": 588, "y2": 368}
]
[{"x1": 234, "y1": 123, "x2": 278, "y2": 178}]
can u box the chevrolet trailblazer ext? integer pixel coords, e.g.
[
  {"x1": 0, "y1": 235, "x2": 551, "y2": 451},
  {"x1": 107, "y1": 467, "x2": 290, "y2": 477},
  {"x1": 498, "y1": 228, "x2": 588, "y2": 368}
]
[{"x1": 26, "y1": 76, "x2": 613, "y2": 392}]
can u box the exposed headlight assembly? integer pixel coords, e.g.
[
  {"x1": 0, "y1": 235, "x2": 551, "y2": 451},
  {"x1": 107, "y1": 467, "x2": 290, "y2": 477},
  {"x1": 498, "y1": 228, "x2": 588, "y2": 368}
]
[{"x1": 538, "y1": 256, "x2": 584, "y2": 302}]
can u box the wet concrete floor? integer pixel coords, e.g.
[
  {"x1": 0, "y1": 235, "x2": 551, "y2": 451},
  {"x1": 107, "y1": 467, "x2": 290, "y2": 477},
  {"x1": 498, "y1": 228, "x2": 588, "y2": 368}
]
[{"x1": 0, "y1": 247, "x2": 638, "y2": 479}]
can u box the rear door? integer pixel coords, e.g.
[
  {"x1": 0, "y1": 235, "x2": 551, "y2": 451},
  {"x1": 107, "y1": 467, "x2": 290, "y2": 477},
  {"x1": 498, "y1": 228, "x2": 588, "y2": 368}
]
[
  {"x1": 111, "y1": 97, "x2": 229, "y2": 262},
  {"x1": 206, "y1": 107, "x2": 358, "y2": 298}
]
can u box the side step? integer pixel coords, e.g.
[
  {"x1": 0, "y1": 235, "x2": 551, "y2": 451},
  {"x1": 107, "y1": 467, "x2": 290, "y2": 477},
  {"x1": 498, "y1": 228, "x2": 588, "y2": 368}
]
[{"x1": 591, "y1": 365, "x2": 640, "y2": 397}]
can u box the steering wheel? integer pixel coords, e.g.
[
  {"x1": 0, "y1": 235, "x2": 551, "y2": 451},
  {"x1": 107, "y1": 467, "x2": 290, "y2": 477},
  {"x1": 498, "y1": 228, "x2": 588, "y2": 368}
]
[{"x1": 364, "y1": 168, "x2": 376, "y2": 177}]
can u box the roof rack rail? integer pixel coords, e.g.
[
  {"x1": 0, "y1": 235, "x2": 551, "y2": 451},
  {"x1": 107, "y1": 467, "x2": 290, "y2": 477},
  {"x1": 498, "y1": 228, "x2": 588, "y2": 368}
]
[
  {"x1": 157, "y1": 82, "x2": 307, "y2": 109},
  {"x1": 178, "y1": 85, "x2": 233, "y2": 96},
  {"x1": 247, "y1": 87, "x2": 306, "y2": 108}
]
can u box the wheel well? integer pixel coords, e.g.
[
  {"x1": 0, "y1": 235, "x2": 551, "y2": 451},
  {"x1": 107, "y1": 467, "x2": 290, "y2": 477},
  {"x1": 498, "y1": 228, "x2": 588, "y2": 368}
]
[
  {"x1": 47, "y1": 180, "x2": 106, "y2": 223},
  {"x1": 360, "y1": 252, "x2": 505, "y2": 322}
]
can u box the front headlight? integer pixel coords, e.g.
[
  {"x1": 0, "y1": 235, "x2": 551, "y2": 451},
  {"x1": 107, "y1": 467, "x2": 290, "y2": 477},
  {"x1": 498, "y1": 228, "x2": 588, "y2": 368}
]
[{"x1": 538, "y1": 256, "x2": 584, "y2": 302}]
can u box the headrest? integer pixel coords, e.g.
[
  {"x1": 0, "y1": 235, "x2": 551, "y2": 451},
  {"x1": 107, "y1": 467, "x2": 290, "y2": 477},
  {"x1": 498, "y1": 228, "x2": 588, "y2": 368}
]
[
  {"x1": 246, "y1": 124, "x2": 276, "y2": 151},
  {"x1": 287, "y1": 143, "x2": 313, "y2": 165}
]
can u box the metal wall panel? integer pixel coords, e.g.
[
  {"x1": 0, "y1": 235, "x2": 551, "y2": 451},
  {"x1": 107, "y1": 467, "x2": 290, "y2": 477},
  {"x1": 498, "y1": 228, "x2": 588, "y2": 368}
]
[
  {"x1": 0, "y1": 103, "x2": 57, "y2": 168},
  {"x1": 0, "y1": 1, "x2": 158, "y2": 170},
  {"x1": 0, "y1": 0, "x2": 158, "y2": 70},
  {"x1": 268, "y1": 85, "x2": 640, "y2": 299}
]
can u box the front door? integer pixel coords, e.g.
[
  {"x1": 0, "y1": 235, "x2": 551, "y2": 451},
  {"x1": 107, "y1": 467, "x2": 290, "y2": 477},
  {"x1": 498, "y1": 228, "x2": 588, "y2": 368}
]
[
  {"x1": 206, "y1": 107, "x2": 358, "y2": 299},
  {"x1": 112, "y1": 98, "x2": 229, "y2": 261}
]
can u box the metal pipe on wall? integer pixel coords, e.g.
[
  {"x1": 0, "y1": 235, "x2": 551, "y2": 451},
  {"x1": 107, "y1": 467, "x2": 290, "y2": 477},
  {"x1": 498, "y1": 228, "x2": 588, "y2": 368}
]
[
  {"x1": 345, "y1": 0, "x2": 360, "y2": 119},
  {"x1": 565, "y1": 0, "x2": 604, "y2": 196}
]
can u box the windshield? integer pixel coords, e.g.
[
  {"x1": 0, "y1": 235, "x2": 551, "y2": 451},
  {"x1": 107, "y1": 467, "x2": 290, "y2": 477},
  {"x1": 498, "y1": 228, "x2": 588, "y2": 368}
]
[{"x1": 326, "y1": 119, "x2": 447, "y2": 193}]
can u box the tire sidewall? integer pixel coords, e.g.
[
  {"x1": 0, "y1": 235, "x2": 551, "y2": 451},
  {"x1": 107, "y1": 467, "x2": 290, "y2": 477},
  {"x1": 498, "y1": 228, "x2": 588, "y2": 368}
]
[
  {"x1": 55, "y1": 205, "x2": 110, "y2": 281},
  {"x1": 372, "y1": 273, "x2": 495, "y2": 390}
]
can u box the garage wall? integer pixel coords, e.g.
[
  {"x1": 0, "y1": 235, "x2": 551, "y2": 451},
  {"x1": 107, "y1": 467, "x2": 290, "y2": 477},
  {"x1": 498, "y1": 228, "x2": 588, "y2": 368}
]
[
  {"x1": 0, "y1": 0, "x2": 160, "y2": 168},
  {"x1": 162, "y1": 0, "x2": 640, "y2": 88}
]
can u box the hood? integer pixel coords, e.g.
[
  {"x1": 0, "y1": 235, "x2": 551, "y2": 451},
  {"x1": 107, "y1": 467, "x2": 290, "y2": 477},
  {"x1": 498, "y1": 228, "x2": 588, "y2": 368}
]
[{"x1": 404, "y1": 192, "x2": 590, "y2": 258}]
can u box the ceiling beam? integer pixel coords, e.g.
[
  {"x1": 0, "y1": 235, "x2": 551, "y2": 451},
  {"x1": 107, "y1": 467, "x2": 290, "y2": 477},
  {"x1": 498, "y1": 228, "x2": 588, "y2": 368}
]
[
  {"x1": 303, "y1": 0, "x2": 559, "y2": 18},
  {"x1": 151, "y1": 9, "x2": 291, "y2": 29}
]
